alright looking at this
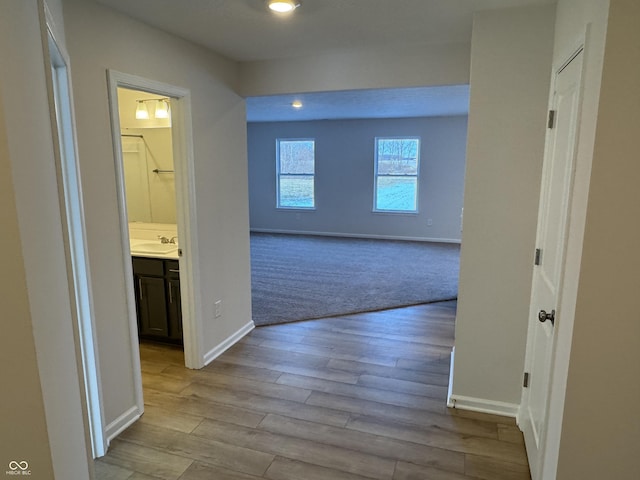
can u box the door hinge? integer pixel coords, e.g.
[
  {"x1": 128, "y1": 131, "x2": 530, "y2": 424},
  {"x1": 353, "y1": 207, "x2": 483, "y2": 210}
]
[
  {"x1": 548, "y1": 110, "x2": 556, "y2": 129},
  {"x1": 523, "y1": 372, "x2": 530, "y2": 388},
  {"x1": 534, "y1": 248, "x2": 542, "y2": 266}
]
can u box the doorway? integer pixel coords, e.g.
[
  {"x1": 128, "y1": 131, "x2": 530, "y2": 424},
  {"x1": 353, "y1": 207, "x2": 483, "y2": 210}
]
[
  {"x1": 106, "y1": 72, "x2": 204, "y2": 424},
  {"x1": 117, "y1": 87, "x2": 183, "y2": 344}
]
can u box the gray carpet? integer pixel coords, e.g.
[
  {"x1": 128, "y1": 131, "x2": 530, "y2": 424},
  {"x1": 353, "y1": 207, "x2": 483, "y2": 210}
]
[{"x1": 250, "y1": 233, "x2": 460, "y2": 326}]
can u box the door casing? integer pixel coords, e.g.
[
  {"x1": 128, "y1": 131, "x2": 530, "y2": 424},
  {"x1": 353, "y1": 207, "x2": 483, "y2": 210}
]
[{"x1": 106, "y1": 71, "x2": 204, "y2": 443}]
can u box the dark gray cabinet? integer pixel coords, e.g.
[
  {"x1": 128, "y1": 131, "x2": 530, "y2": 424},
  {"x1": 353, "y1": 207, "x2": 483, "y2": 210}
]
[
  {"x1": 166, "y1": 264, "x2": 182, "y2": 342},
  {"x1": 133, "y1": 257, "x2": 183, "y2": 344}
]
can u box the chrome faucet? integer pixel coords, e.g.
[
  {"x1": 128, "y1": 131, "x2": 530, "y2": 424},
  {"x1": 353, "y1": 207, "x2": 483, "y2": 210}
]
[{"x1": 158, "y1": 235, "x2": 178, "y2": 244}]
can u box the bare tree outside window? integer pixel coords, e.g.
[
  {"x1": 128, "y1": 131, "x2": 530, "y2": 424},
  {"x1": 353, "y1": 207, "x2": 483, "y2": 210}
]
[
  {"x1": 374, "y1": 137, "x2": 420, "y2": 212},
  {"x1": 277, "y1": 139, "x2": 315, "y2": 208}
]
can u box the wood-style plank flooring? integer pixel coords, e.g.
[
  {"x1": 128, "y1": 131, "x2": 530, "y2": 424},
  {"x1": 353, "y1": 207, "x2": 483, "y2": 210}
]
[{"x1": 95, "y1": 301, "x2": 530, "y2": 480}]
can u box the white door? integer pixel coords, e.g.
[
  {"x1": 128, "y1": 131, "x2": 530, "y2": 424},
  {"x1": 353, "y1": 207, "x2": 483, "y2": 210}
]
[
  {"x1": 48, "y1": 31, "x2": 106, "y2": 457},
  {"x1": 520, "y1": 48, "x2": 584, "y2": 479}
]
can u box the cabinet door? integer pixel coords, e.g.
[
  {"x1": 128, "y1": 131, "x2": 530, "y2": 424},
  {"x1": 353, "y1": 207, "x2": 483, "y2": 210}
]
[
  {"x1": 167, "y1": 277, "x2": 183, "y2": 342},
  {"x1": 136, "y1": 275, "x2": 169, "y2": 337}
]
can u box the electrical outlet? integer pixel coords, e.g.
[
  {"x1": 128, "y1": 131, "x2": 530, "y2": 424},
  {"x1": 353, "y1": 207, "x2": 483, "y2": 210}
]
[
  {"x1": 214, "y1": 300, "x2": 222, "y2": 318},
  {"x1": 427, "y1": 219, "x2": 433, "y2": 226}
]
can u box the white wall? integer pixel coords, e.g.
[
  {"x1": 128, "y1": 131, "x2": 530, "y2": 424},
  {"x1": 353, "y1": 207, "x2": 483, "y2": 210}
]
[
  {"x1": 63, "y1": 0, "x2": 252, "y2": 442},
  {"x1": 0, "y1": 59, "x2": 56, "y2": 480},
  {"x1": 248, "y1": 116, "x2": 467, "y2": 241},
  {"x1": 451, "y1": 4, "x2": 556, "y2": 410},
  {"x1": 0, "y1": 0, "x2": 92, "y2": 477},
  {"x1": 239, "y1": 42, "x2": 470, "y2": 96}
]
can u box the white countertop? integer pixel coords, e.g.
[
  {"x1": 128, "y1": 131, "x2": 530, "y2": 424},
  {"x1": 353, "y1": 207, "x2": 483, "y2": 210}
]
[{"x1": 130, "y1": 239, "x2": 179, "y2": 260}]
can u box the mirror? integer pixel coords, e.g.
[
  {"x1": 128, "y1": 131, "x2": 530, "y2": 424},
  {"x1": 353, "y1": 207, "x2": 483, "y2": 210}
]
[{"x1": 117, "y1": 87, "x2": 176, "y2": 224}]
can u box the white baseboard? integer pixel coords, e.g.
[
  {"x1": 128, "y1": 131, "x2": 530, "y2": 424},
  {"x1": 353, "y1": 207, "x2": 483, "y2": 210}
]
[
  {"x1": 447, "y1": 347, "x2": 456, "y2": 408},
  {"x1": 447, "y1": 347, "x2": 519, "y2": 418},
  {"x1": 104, "y1": 405, "x2": 141, "y2": 451},
  {"x1": 102, "y1": 320, "x2": 254, "y2": 454},
  {"x1": 203, "y1": 320, "x2": 255, "y2": 366},
  {"x1": 250, "y1": 228, "x2": 461, "y2": 244},
  {"x1": 447, "y1": 395, "x2": 520, "y2": 418}
]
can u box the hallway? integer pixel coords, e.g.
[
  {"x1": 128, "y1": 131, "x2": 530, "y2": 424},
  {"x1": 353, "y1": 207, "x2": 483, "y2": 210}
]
[{"x1": 95, "y1": 301, "x2": 529, "y2": 479}]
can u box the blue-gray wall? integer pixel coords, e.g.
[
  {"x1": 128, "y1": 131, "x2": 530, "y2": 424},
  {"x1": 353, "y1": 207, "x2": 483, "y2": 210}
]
[{"x1": 248, "y1": 116, "x2": 467, "y2": 242}]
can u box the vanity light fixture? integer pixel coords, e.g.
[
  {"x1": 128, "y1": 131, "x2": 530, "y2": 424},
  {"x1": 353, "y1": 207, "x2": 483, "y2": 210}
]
[
  {"x1": 154, "y1": 99, "x2": 170, "y2": 119},
  {"x1": 135, "y1": 98, "x2": 170, "y2": 120},
  {"x1": 135, "y1": 100, "x2": 150, "y2": 120},
  {"x1": 291, "y1": 100, "x2": 303, "y2": 109},
  {"x1": 266, "y1": 0, "x2": 300, "y2": 13}
]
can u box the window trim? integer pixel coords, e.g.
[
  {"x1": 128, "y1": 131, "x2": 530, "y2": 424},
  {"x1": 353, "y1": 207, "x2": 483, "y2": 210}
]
[
  {"x1": 373, "y1": 136, "x2": 421, "y2": 213},
  {"x1": 276, "y1": 138, "x2": 316, "y2": 210}
]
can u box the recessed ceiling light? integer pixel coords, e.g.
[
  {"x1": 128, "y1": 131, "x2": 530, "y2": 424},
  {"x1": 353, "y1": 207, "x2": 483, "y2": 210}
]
[
  {"x1": 292, "y1": 100, "x2": 303, "y2": 109},
  {"x1": 266, "y1": 0, "x2": 300, "y2": 13}
]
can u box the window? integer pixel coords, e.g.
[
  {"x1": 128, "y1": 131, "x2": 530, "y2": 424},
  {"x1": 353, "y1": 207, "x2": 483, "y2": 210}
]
[
  {"x1": 277, "y1": 139, "x2": 315, "y2": 209},
  {"x1": 374, "y1": 137, "x2": 420, "y2": 212}
]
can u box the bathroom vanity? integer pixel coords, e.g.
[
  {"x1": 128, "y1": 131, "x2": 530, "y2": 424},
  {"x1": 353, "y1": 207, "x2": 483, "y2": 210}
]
[
  {"x1": 129, "y1": 224, "x2": 182, "y2": 345},
  {"x1": 132, "y1": 256, "x2": 182, "y2": 344}
]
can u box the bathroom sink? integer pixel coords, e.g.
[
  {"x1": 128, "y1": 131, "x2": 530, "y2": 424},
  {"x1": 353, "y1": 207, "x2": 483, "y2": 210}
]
[{"x1": 130, "y1": 241, "x2": 178, "y2": 255}]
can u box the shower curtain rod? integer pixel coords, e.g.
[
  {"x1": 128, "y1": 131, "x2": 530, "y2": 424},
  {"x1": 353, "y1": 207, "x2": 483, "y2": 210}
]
[{"x1": 120, "y1": 134, "x2": 172, "y2": 173}]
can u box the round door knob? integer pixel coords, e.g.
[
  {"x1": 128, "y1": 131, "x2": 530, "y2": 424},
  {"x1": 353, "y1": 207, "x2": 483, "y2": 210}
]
[{"x1": 538, "y1": 309, "x2": 555, "y2": 325}]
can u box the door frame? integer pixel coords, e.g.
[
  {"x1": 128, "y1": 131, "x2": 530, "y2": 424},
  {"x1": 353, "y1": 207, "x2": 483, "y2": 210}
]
[
  {"x1": 519, "y1": 33, "x2": 588, "y2": 479},
  {"x1": 106, "y1": 74, "x2": 205, "y2": 399},
  {"x1": 43, "y1": 6, "x2": 106, "y2": 459}
]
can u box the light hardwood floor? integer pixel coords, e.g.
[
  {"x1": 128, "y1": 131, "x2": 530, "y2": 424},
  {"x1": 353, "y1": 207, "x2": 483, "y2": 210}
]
[{"x1": 95, "y1": 301, "x2": 531, "y2": 480}]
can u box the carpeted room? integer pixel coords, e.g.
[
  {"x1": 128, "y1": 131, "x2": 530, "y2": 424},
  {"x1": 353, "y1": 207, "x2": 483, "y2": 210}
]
[
  {"x1": 251, "y1": 232, "x2": 461, "y2": 326},
  {"x1": 246, "y1": 99, "x2": 468, "y2": 326}
]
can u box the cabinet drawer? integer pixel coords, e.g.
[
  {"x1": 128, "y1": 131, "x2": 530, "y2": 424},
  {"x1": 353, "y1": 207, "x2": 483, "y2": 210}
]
[
  {"x1": 165, "y1": 260, "x2": 180, "y2": 277},
  {"x1": 132, "y1": 257, "x2": 164, "y2": 276}
]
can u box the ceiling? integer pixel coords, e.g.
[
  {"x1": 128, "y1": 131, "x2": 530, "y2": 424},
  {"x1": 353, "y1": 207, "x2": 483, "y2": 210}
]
[
  {"x1": 94, "y1": 0, "x2": 554, "y2": 63},
  {"x1": 94, "y1": 0, "x2": 552, "y2": 121},
  {"x1": 246, "y1": 85, "x2": 470, "y2": 122}
]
